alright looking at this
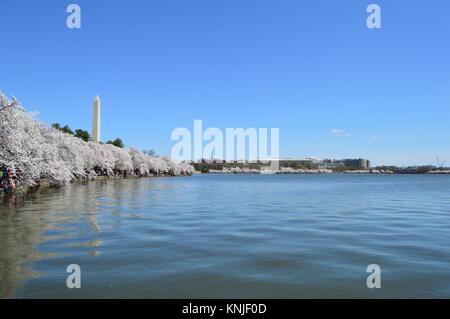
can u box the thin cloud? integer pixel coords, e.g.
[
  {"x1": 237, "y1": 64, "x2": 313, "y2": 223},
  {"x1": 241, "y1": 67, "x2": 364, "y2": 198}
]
[{"x1": 330, "y1": 129, "x2": 351, "y2": 137}]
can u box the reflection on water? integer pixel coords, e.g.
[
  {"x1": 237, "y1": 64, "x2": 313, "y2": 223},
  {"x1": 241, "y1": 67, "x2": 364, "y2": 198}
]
[{"x1": 1, "y1": 175, "x2": 450, "y2": 298}]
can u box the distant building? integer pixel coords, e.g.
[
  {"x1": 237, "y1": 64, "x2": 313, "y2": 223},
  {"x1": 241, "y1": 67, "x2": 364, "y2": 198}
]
[
  {"x1": 319, "y1": 158, "x2": 370, "y2": 169},
  {"x1": 343, "y1": 159, "x2": 370, "y2": 169},
  {"x1": 319, "y1": 159, "x2": 345, "y2": 169},
  {"x1": 361, "y1": 159, "x2": 370, "y2": 169},
  {"x1": 198, "y1": 158, "x2": 225, "y2": 164},
  {"x1": 280, "y1": 157, "x2": 320, "y2": 165},
  {"x1": 196, "y1": 156, "x2": 371, "y2": 170}
]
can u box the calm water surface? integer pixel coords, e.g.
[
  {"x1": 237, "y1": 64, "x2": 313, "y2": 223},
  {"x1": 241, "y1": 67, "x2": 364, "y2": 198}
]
[{"x1": 1, "y1": 174, "x2": 449, "y2": 298}]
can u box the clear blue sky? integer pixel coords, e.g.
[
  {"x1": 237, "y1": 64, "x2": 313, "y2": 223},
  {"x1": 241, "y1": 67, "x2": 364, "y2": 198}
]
[{"x1": 1, "y1": 0, "x2": 449, "y2": 166}]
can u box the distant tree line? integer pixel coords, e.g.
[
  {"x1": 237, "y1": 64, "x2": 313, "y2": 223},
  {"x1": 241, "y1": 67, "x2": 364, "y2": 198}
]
[
  {"x1": 279, "y1": 161, "x2": 318, "y2": 170},
  {"x1": 372, "y1": 165, "x2": 437, "y2": 174},
  {"x1": 331, "y1": 165, "x2": 439, "y2": 173},
  {"x1": 193, "y1": 162, "x2": 266, "y2": 173},
  {"x1": 193, "y1": 161, "x2": 443, "y2": 174},
  {"x1": 52, "y1": 123, "x2": 124, "y2": 148},
  {"x1": 106, "y1": 138, "x2": 124, "y2": 148}
]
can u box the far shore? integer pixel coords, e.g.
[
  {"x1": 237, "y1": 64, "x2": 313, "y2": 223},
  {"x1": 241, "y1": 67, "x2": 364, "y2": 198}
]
[{"x1": 201, "y1": 168, "x2": 450, "y2": 175}]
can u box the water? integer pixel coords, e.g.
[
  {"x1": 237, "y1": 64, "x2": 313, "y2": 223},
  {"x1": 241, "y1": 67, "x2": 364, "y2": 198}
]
[{"x1": 1, "y1": 174, "x2": 450, "y2": 298}]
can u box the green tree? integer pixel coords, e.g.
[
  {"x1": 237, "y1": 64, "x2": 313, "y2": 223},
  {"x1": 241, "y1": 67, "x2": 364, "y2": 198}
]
[
  {"x1": 374, "y1": 166, "x2": 400, "y2": 173},
  {"x1": 52, "y1": 123, "x2": 74, "y2": 135},
  {"x1": 61, "y1": 125, "x2": 74, "y2": 135},
  {"x1": 143, "y1": 149, "x2": 157, "y2": 157},
  {"x1": 416, "y1": 166, "x2": 433, "y2": 174},
  {"x1": 74, "y1": 129, "x2": 91, "y2": 142},
  {"x1": 106, "y1": 138, "x2": 124, "y2": 148}
]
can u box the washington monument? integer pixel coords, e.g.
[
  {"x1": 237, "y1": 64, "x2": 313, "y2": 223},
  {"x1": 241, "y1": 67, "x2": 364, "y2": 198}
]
[{"x1": 92, "y1": 95, "x2": 101, "y2": 143}]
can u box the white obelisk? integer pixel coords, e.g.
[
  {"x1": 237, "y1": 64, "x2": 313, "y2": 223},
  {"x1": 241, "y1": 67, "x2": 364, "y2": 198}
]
[{"x1": 92, "y1": 95, "x2": 101, "y2": 143}]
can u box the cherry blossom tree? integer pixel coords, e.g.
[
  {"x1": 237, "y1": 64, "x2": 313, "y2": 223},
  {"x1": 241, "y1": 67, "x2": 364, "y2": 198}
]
[{"x1": 0, "y1": 93, "x2": 194, "y2": 190}]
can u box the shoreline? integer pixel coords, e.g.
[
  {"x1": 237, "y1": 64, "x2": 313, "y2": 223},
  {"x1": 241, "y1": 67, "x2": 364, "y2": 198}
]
[
  {"x1": 4, "y1": 170, "x2": 450, "y2": 199},
  {"x1": 204, "y1": 169, "x2": 450, "y2": 175},
  {"x1": 0, "y1": 173, "x2": 190, "y2": 199}
]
